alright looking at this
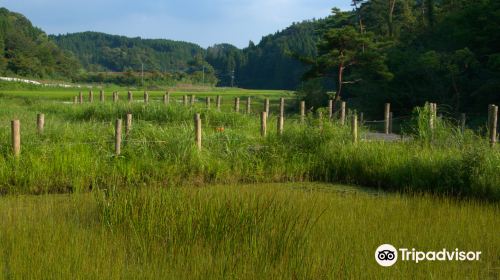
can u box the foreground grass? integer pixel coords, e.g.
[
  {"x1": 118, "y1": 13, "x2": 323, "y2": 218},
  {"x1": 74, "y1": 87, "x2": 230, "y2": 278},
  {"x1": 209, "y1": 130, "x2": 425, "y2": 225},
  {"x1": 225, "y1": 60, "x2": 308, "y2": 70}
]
[{"x1": 0, "y1": 183, "x2": 498, "y2": 279}]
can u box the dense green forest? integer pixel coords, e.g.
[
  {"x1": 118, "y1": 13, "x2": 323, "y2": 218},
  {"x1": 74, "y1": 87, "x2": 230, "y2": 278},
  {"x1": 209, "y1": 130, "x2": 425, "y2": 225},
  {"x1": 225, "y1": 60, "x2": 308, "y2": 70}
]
[
  {"x1": 0, "y1": 8, "x2": 80, "y2": 79},
  {"x1": 301, "y1": 0, "x2": 500, "y2": 117}
]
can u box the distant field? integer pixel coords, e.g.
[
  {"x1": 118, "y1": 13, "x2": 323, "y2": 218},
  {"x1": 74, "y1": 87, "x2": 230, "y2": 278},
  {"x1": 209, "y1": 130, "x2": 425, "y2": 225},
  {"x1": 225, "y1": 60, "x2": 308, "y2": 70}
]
[{"x1": 0, "y1": 183, "x2": 498, "y2": 279}]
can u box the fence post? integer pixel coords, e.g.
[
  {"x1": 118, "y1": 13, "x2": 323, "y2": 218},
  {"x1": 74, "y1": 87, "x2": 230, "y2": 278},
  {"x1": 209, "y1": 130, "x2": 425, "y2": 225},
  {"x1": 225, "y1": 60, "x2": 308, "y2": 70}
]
[
  {"x1": 128, "y1": 91, "x2": 133, "y2": 102},
  {"x1": 183, "y1": 95, "x2": 188, "y2": 106},
  {"x1": 340, "y1": 101, "x2": 346, "y2": 126},
  {"x1": 73, "y1": 96, "x2": 78, "y2": 104},
  {"x1": 234, "y1": 97, "x2": 240, "y2": 113},
  {"x1": 100, "y1": 90, "x2": 104, "y2": 102},
  {"x1": 279, "y1": 97, "x2": 285, "y2": 117},
  {"x1": 79, "y1": 92, "x2": 83, "y2": 104},
  {"x1": 115, "y1": 119, "x2": 122, "y2": 156},
  {"x1": 460, "y1": 113, "x2": 466, "y2": 134},
  {"x1": 206, "y1": 97, "x2": 211, "y2": 109},
  {"x1": 490, "y1": 105, "x2": 498, "y2": 146},
  {"x1": 89, "y1": 90, "x2": 94, "y2": 103},
  {"x1": 300, "y1": 101, "x2": 305, "y2": 123},
  {"x1": 144, "y1": 91, "x2": 149, "y2": 104},
  {"x1": 37, "y1": 113, "x2": 45, "y2": 134},
  {"x1": 246, "y1": 97, "x2": 251, "y2": 114},
  {"x1": 318, "y1": 111, "x2": 323, "y2": 131},
  {"x1": 163, "y1": 92, "x2": 170, "y2": 105},
  {"x1": 261, "y1": 112, "x2": 267, "y2": 137},
  {"x1": 264, "y1": 98, "x2": 270, "y2": 118},
  {"x1": 385, "y1": 103, "x2": 391, "y2": 134},
  {"x1": 360, "y1": 112, "x2": 364, "y2": 125},
  {"x1": 190, "y1": 95, "x2": 196, "y2": 106},
  {"x1": 11, "y1": 120, "x2": 20, "y2": 157},
  {"x1": 126, "y1": 113, "x2": 132, "y2": 137},
  {"x1": 194, "y1": 113, "x2": 202, "y2": 151},
  {"x1": 328, "y1": 100, "x2": 333, "y2": 120},
  {"x1": 216, "y1": 95, "x2": 221, "y2": 110},
  {"x1": 352, "y1": 114, "x2": 358, "y2": 143},
  {"x1": 278, "y1": 115, "x2": 284, "y2": 135},
  {"x1": 389, "y1": 112, "x2": 393, "y2": 134},
  {"x1": 113, "y1": 92, "x2": 118, "y2": 103}
]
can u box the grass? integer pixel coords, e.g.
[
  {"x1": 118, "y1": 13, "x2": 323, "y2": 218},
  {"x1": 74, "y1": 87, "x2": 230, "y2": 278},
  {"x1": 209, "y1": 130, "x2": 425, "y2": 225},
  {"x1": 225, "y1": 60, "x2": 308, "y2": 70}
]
[{"x1": 0, "y1": 183, "x2": 498, "y2": 279}]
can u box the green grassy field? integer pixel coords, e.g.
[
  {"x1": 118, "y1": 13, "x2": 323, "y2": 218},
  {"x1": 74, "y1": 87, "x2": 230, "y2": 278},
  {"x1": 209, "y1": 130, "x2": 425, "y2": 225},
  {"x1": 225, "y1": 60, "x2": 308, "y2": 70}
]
[
  {"x1": 0, "y1": 183, "x2": 498, "y2": 279},
  {"x1": 0, "y1": 85, "x2": 498, "y2": 279}
]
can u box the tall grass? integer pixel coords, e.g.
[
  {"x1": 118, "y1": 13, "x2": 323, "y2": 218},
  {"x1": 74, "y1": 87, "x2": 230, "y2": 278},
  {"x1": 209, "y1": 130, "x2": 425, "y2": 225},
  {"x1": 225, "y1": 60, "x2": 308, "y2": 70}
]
[{"x1": 0, "y1": 97, "x2": 498, "y2": 199}]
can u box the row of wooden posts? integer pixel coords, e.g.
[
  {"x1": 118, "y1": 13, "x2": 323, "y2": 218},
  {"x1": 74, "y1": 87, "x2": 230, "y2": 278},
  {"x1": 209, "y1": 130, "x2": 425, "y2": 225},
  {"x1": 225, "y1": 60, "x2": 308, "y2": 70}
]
[{"x1": 7, "y1": 97, "x2": 499, "y2": 157}]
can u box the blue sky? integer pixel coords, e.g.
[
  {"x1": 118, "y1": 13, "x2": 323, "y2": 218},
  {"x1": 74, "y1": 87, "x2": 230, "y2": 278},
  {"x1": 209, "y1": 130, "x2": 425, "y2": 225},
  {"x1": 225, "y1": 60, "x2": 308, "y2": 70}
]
[{"x1": 1, "y1": 0, "x2": 351, "y2": 48}]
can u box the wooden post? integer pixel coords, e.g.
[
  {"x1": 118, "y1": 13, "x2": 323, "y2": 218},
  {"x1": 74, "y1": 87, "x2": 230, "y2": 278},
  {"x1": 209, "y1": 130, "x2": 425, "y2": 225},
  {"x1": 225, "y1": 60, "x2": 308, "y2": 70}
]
[
  {"x1": 264, "y1": 98, "x2": 270, "y2": 118},
  {"x1": 460, "y1": 113, "x2": 466, "y2": 134},
  {"x1": 89, "y1": 90, "x2": 94, "y2": 103},
  {"x1": 318, "y1": 111, "x2": 323, "y2": 131},
  {"x1": 73, "y1": 96, "x2": 78, "y2": 104},
  {"x1": 246, "y1": 97, "x2": 251, "y2": 114},
  {"x1": 234, "y1": 97, "x2": 240, "y2": 113},
  {"x1": 279, "y1": 97, "x2": 285, "y2": 117},
  {"x1": 183, "y1": 95, "x2": 188, "y2": 106},
  {"x1": 300, "y1": 101, "x2": 305, "y2": 123},
  {"x1": 194, "y1": 113, "x2": 202, "y2": 151},
  {"x1": 389, "y1": 112, "x2": 393, "y2": 134},
  {"x1": 261, "y1": 112, "x2": 267, "y2": 137},
  {"x1": 113, "y1": 92, "x2": 118, "y2": 103},
  {"x1": 126, "y1": 113, "x2": 132, "y2": 137},
  {"x1": 115, "y1": 119, "x2": 122, "y2": 156},
  {"x1": 352, "y1": 114, "x2": 358, "y2": 143},
  {"x1": 144, "y1": 91, "x2": 149, "y2": 103},
  {"x1": 384, "y1": 103, "x2": 391, "y2": 134},
  {"x1": 278, "y1": 115, "x2": 284, "y2": 135},
  {"x1": 360, "y1": 112, "x2": 364, "y2": 125},
  {"x1": 216, "y1": 95, "x2": 221, "y2": 110},
  {"x1": 490, "y1": 105, "x2": 498, "y2": 146},
  {"x1": 163, "y1": 92, "x2": 170, "y2": 105},
  {"x1": 128, "y1": 91, "x2": 133, "y2": 102},
  {"x1": 99, "y1": 90, "x2": 104, "y2": 102},
  {"x1": 79, "y1": 92, "x2": 83, "y2": 104},
  {"x1": 328, "y1": 100, "x2": 333, "y2": 120},
  {"x1": 11, "y1": 120, "x2": 20, "y2": 157},
  {"x1": 37, "y1": 113, "x2": 45, "y2": 134},
  {"x1": 206, "y1": 97, "x2": 211, "y2": 109},
  {"x1": 190, "y1": 95, "x2": 195, "y2": 106},
  {"x1": 340, "y1": 101, "x2": 346, "y2": 126}
]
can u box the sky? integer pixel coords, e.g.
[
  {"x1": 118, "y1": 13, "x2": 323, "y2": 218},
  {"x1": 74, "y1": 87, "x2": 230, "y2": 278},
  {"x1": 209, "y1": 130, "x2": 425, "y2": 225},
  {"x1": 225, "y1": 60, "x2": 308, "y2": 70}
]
[{"x1": 1, "y1": 0, "x2": 351, "y2": 48}]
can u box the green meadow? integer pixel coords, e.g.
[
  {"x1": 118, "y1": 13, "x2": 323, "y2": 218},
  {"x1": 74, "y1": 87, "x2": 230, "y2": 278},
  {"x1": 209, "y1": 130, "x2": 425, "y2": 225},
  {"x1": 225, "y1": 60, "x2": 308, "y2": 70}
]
[{"x1": 0, "y1": 86, "x2": 498, "y2": 279}]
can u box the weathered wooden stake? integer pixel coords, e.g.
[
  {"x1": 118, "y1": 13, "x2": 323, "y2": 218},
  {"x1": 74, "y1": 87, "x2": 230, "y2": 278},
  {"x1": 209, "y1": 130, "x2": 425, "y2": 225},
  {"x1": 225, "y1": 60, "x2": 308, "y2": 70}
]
[
  {"x1": 11, "y1": 120, "x2": 20, "y2": 157},
  {"x1": 89, "y1": 90, "x2": 94, "y2": 103},
  {"x1": 144, "y1": 91, "x2": 149, "y2": 103},
  {"x1": 37, "y1": 113, "x2": 45, "y2": 134},
  {"x1": 352, "y1": 114, "x2": 358, "y2": 143},
  {"x1": 163, "y1": 92, "x2": 170, "y2": 105},
  {"x1": 99, "y1": 90, "x2": 104, "y2": 102},
  {"x1": 340, "y1": 101, "x2": 346, "y2": 126},
  {"x1": 216, "y1": 95, "x2": 221, "y2": 110},
  {"x1": 384, "y1": 103, "x2": 391, "y2": 134},
  {"x1": 79, "y1": 92, "x2": 83, "y2": 104},
  {"x1": 234, "y1": 97, "x2": 240, "y2": 113},
  {"x1": 115, "y1": 119, "x2": 122, "y2": 156},
  {"x1": 300, "y1": 101, "x2": 305, "y2": 123},
  {"x1": 261, "y1": 112, "x2": 267, "y2": 137},
  {"x1": 183, "y1": 95, "x2": 188, "y2": 106},
  {"x1": 126, "y1": 114, "x2": 132, "y2": 137},
  {"x1": 279, "y1": 97, "x2": 285, "y2": 117},
  {"x1": 194, "y1": 113, "x2": 202, "y2": 151},
  {"x1": 113, "y1": 92, "x2": 118, "y2": 103},
  {"x1": 246, "y1": 97, "x2": 251, "y2": 114},
  {"x1": 360, "y1": 112, "x2": 364, "y2": 125},
  {"x1": 490, "y1": 105, "x2": 498, "y2": 146},
  {"x1": 278, "y1": 115, "x2": 284, "y2": 135},
  {"x1": 328, "y1": 100, "x2": 333, "y2": 120},
  {"x1": 318, "y1": 111, "x2": 323, "y2": 130},
  {"x1": 206, "y1": 97, "x2": 211, "y2": 109},
  {"x1": 190, "y1": 95, "x2": 196, "y2": 106},
  {"x1": 128, "y1": 91, "x2": 133, "y2": 102},
  {"x1": 264, "y1": 98, "x2": 270, "y2": 118},
  {"x1": 389, "y1": 112, "x2": 393, "y2": 134},
  {"x1": 460, "y1": 113, "x2": 466, "y2": 134},
  {"x1": 73, "y1": 96, "x2": 78, "y2": 104}
]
